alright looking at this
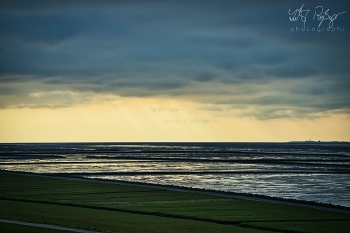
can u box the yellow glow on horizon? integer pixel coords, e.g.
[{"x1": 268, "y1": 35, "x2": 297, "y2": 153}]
[{"x1": 0, "y1": 97, "x2": 349, "y2": 142}]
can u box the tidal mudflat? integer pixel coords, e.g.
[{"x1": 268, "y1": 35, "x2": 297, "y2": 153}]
[
  {"x1": 1, "y1": 172, "x2": 350, "y2": 233},
  {"x1": 1, "y1": 142, "x2": 349, "y2": 207}
]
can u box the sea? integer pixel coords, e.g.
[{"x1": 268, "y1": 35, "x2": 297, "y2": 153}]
[{"x1": 0, "y1": 142, "x2": 349, "y2": 207}]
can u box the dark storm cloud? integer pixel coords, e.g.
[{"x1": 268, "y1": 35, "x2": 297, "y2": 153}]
[{"x1": 0, "y1": 0, "x2": 349, "y2": 118}]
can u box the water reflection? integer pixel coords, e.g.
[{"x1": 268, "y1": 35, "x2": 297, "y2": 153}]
[{"x1": 0, "y1": 161, "x2": 341, "y2": 173}]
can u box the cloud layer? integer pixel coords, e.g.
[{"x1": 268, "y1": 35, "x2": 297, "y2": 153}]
[{"x1": 0, "y1": 0, "x2": 349, "y2": 119}]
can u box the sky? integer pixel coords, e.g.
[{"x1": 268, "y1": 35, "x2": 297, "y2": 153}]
[{"x1": 0, "y1": 0, "x2": 350, "y2": 142}]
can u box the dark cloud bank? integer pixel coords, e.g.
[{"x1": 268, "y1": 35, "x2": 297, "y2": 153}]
[{"x1": 0, "y1": 0, "x2": 349, "y2": 119}]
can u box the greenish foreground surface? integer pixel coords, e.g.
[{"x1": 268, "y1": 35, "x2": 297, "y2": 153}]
[{"x1": 0, "y1": 172, "x2": 349, "y2": 233}]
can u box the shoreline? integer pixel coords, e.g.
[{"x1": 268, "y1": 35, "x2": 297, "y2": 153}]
[
  {"x1": 87, "y1": 178, "x2": 350, "y2": 214},
  {"x1": 2, "y1": 170, "x2": 349, "y2": 214}
]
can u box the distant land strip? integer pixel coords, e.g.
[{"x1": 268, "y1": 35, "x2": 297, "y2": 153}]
[{"x1": 0, "y1": 149, "x2": 349, "y2": 157}]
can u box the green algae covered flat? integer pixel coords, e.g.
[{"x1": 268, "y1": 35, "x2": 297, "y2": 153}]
[{"x1": 0, "y1": 172, "x2": 349, "y2": 233}]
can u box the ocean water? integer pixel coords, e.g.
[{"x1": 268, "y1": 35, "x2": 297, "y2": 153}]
[{"x1": 0, "y1": 142, "x2": 349, "y2": 207}]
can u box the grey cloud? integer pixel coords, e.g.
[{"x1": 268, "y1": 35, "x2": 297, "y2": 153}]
[
  {"x1": 0, "y1": 13, "x2": 86, "y2": 46},
  {"x1": 0, "y1": 0, "x2": 349, "y2": 119},
  {"x1": 192, "y1": 72, "x2": 217, "y2": 82}
]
